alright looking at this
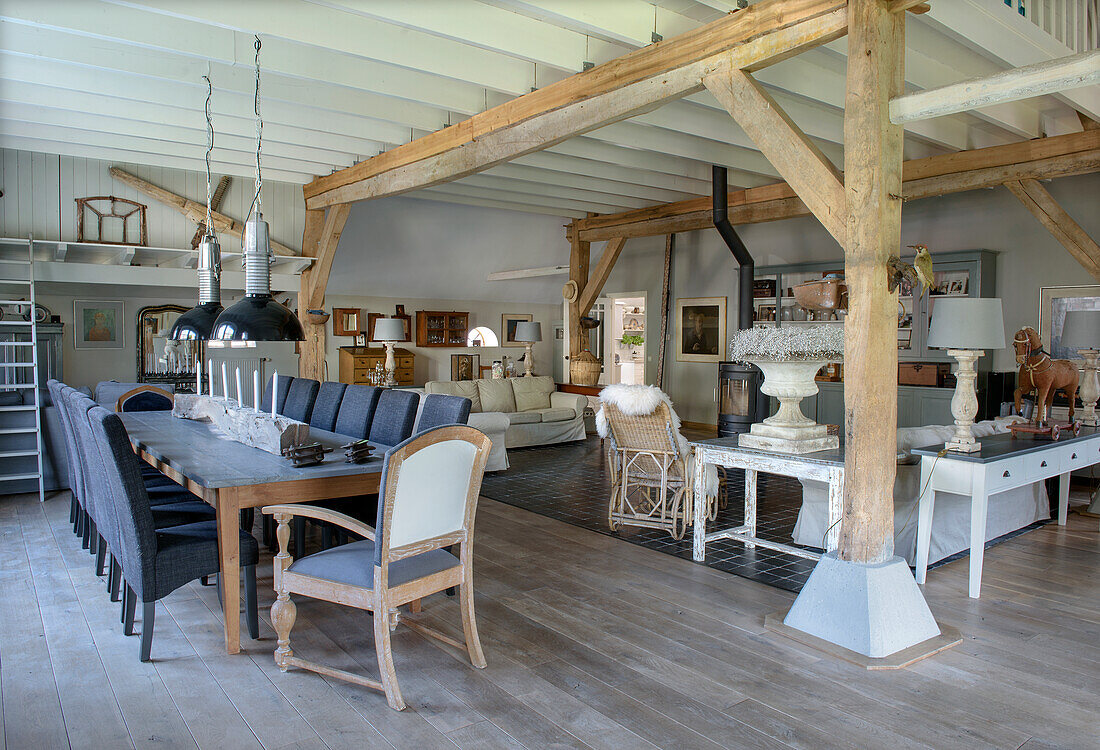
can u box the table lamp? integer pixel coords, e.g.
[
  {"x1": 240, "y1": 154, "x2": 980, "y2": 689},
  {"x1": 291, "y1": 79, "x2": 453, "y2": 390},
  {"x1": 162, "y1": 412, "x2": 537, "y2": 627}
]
[
  {"x1": 927, "y1": 297, "x2": 1005, "y2": 452},
  {"x1": 373, "y1": 317, "x2": 406, "y2": 387},
  {"x1": 1061, "y1": 309, "x2": 1100, "y2": 426},
  {"x1": 514, "y1": 321, "x2": 542, "y2": 377}
]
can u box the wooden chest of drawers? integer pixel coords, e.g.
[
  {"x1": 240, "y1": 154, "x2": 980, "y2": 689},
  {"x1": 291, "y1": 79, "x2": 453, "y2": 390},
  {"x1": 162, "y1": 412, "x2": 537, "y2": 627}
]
[{"x1": 338, "y1": 347, "x2": 415, "y2": 386}]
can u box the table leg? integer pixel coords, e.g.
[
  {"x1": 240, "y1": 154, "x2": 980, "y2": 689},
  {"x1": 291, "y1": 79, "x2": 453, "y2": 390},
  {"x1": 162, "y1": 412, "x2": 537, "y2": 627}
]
[
  {"x1": 744, "y1": 469, "x2": 757, "y2": 549},
  {"x1": 826, "y1": 468, "x2": 843, "y2": 552},
  {"x1": 969, "y1": 471, "x2": 988, "y2": 599},
  {"x1": 1058, "y1": 471, "x2": 1070, "y2": 525},
  {"x1": 915, "y1": 457, "x2": 936, "y2": 585},
  {"x1": 692, "y1": 452, "x2": 706, "y2": 562},
  {"x1": 216, "y1": 487, "x2": 242, "y2": 654}
]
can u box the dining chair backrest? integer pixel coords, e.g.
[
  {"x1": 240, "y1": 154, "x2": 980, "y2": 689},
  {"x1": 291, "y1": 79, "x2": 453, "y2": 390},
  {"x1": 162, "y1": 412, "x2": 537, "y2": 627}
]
[
  {"x1": 282, "y1": 378, "x2": 319, "y2": 423},
  {"x1": 65, "y1": 389, "x2": 109, "y2": 544},
  {"x1": 416, "y1": 394, "x2": 472, "y2": 434},
  {"x1": 333, "y1": 385, "x2": 382, "y2": 439},
  {"x1": 309, "y1": 381, "x2": 347, "y2": 432},
  {"x1": 48, "y1": 380, "x2": 81, "y2": 500},
  {"x1": 374, "y1": 425, "x2": 491, "y2": 569},
  {"x1": 368, "y1": 389, "x2": 420, "y2": 447},
  {"x1": 261, "y1": 374, "x2": 294, "y2": 415},
  {"x1": 88, "y1": 405, "x2": 158, "y2": 600},
  {"x1": 117, "y1": 385, "x2": 174, "y2": 412}
]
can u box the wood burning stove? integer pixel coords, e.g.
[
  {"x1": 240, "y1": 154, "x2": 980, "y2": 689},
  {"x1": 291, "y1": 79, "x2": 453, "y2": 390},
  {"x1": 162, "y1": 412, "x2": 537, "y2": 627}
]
[{"x1": 718, "y1": 362, "x2": 769, "y2": 437}]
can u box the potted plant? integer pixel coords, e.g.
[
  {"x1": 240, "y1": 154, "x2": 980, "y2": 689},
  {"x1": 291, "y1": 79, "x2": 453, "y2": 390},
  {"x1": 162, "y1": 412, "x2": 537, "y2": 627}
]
[{"x1": 619, "y1": 333, "x2": 644, "y2": 348}]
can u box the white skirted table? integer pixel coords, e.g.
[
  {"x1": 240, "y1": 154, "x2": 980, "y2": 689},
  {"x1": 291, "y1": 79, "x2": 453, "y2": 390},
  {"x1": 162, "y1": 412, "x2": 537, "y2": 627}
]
[{"x1": 690, "y1": 437, "x2": 845, "y2": 562}]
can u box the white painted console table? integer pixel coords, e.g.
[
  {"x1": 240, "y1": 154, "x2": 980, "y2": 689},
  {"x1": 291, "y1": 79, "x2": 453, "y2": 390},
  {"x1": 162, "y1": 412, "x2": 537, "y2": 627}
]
[
  {"x1": 690, "y1": 437, "x2": 845, "y2": 562},
  {"x1": 912, "y1": 427, "x2": 1100, "y2": 599}
]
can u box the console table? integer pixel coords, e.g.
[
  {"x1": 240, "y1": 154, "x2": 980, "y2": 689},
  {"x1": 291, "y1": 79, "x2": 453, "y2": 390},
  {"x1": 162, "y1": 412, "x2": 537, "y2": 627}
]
[
  {"x1": 912, "y1": 427, "x2": 1100, "y2": 599},
  {"x1": 690, "y1": 437, "x2": 845, "y2": 562}
]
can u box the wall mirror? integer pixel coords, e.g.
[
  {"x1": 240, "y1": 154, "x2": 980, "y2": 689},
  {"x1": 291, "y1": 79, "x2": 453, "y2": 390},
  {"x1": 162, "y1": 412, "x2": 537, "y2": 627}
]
[{"x1": 137, "y1": 304, "x2": 200, "y2": 392}]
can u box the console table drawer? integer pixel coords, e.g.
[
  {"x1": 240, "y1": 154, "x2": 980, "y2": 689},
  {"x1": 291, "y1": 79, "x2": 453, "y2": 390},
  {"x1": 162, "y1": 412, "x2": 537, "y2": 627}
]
[
  {"x1": 986, "y1": 460, "x2": 1026, "y2": 493},
  {"x1": 1025, "y1": 452, "x2": 1062, "y2": 480},
  {"x1": 1065, "y1": 442, "x2": 1098, "y2": 471}
]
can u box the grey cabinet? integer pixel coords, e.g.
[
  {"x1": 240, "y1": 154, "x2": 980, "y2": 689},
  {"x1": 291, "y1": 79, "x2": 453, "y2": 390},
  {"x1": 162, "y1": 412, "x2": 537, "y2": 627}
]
[
  {"x1": 0, "y1": 323, "x2": 65, "y2": 494},
  {"x1": 799, "y1": 382, "x2": 956, "y2": 431}
]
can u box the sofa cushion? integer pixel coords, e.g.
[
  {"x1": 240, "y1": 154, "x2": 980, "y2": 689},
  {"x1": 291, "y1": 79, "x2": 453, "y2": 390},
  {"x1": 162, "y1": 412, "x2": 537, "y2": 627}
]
[
  {"x1": 477, "y1": 379, "x2": 516, "y2": 413},
  {"x1": 505, "y1": 411, "x2": 541, "y2": 425},
  {"x1": 511, "y1": 375, "x2": 554, "y2": 412},
  {"x1": 537, "y1": 407, "x2": 575, "y2": 423},
  {"x1": 425, "y1": 380, "x2": 482, "y2": 413}
]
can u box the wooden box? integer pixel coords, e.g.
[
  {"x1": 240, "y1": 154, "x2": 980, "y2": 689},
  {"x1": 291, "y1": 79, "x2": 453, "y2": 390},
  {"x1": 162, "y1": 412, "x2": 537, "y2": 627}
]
[
  {"x1": 898, "y1": 362, "x2": 944, "y2": 387},
  {"x1": 338, "y1": 346, "x2": 415, "y2": 386},
  {"x1": 415, "y1": 311, "x2": 469, "y2": 347}
]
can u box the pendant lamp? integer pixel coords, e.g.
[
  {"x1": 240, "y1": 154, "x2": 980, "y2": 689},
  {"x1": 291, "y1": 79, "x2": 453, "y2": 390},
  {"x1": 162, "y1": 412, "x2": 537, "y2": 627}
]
[
  {"x1": 211, "y1": 36, "x2": 304, "y2": 342},
  {"x1": 170, "y1": 75, "x2": 224, "y2": 340}
]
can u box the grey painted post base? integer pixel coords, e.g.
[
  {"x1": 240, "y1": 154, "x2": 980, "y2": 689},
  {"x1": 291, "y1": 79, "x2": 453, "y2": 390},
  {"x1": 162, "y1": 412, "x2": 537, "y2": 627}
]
[{"x1": 782, "y1": 552, "x2": 940, "y2": 659}]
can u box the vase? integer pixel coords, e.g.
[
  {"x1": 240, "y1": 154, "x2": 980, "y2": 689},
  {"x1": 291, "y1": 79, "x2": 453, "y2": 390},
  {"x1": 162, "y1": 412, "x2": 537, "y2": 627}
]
[{"x1": 738, "y1": 357, "x2": 839, "y2": 454}]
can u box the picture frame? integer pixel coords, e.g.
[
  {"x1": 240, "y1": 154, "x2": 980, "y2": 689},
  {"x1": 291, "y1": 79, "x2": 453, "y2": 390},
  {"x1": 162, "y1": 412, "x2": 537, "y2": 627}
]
[
  {"x1": 74, "y1": 300, "x2": 124, "y2": 350},
  {"x1": 676, "y1": 297, "x2": 726, "y2": 363},
  {"x1": 332, "y1": 307, "x2": 361, "y2": 337},
  {"x1": 451, "y1": 354, "x2": 480, "y2": 382},
  {"x1": 366, "y1": 310, "x2": 412, "y2": 343},
  {"x1": 1039, "y1": 285, "x2": 1100, "y2": 359},
  {"x1": 501, "y1": 313, "x2": 533, "y2": 347}
]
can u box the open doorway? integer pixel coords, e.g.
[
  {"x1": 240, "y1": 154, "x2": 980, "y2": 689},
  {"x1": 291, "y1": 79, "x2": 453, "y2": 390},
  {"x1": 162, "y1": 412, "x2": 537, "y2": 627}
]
[{"x1": 605, "y1": 293, "x2": 646, "y2": 385}]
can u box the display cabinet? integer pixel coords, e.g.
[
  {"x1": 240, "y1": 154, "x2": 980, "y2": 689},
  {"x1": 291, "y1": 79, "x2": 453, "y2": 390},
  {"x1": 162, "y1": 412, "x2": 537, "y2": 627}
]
[{"x1": 415, "y1": 311, "x2": 469, "y2": 347}]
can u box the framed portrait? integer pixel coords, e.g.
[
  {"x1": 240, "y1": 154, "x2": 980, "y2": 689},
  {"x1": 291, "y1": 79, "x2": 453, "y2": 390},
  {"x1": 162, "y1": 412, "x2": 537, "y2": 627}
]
[
  {"x1": 1039, "y1": 285, "x2": 1100, "y2": 359},
  {"x1": 676, "y1": 297, "x2": 726, "y2": 363},
  {"x1": 501, "y1": 313, "x2": 533, "y2": 347},
  {"x1": 332, "y1": 308, "x2": 361, "y2": 337},
  {"x1": 74, "y1": 300, "x2": 124, "y2": 350},
  {"x1": 451, "y1": 354, "x2": 480, "y2": 382},
  {"x1": 366, "y1": 311, "x2": 412, "y2": 343}
]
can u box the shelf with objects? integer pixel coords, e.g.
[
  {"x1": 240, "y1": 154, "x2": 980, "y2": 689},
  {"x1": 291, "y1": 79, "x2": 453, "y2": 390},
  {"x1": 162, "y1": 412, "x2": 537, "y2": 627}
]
[{"x1": 608, "y1": 296, "x2": 645, "y2": 386}]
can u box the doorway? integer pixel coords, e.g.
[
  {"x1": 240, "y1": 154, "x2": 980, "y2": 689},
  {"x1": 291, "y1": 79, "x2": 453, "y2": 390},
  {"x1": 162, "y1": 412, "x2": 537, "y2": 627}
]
[{"x1": 605, "y1": 293, "x2": 646, "y2": 385}]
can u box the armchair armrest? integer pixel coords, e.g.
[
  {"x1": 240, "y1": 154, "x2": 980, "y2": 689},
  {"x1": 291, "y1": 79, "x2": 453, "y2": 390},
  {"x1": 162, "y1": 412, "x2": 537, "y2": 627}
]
[
  {"x1": 550, "y1": 391, "x2": 588, "y2": 418},
  {"x1": 262, "y1": 503, "x2": 376, "y2": 541}
]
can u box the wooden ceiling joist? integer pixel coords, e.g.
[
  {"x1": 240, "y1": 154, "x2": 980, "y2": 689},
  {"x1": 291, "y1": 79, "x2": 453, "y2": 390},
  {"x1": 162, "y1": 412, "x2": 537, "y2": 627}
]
[
  {"x1": 302, "y1": 0, "x2": 849, "y2": 210},
  {"x1": 574, "y1": 129, "x2": 1100, "y2": 242},
  {"x1": 1005, "y1": 179, "x2": 1100, "y2": 281}
]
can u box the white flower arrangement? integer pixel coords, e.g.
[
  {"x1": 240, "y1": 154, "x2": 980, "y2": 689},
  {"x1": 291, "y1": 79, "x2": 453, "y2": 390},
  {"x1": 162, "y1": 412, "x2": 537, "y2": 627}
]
[{"x1": 728, "y1": 325, "x2": 845, "y2": 362}]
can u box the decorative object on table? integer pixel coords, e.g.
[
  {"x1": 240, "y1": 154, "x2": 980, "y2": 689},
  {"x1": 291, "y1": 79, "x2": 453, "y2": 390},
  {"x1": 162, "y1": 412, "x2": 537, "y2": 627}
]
[
  {"x1": 501, "y1": 313, "x2": 533, "y2": 348},
  {"x1": 676, "y1": 297, "x2": 726, "y2": 363},
  {"x1": 927, "y1": 298, "x2": 1006, "y2": 453},
  {"x1": 74, "y1": 299, "x2": 124, "y2": 350},
  {"x1": 1039, "y1": 284, "x2": 1100, "y2": 360},
  {"x1": 75, "y1": 195, "x2": 148, "y2": 246},
  {"x1": 1061, "y1": 309, "x2": 1100, "y2": 426},
  {"x1": 173, "y1": 393, "x2": 309, "y2": 454},
  {"x1": 491, "y1": 360, "x2": 504, "y2": 379},
  {"x1": 728, "y1": 325, "x2": 844, "y2": 454},
  {"x1": 341, "y1": 440, "x2": 375, "y2": 464},
  {"x1": 373, "y1": 317, "x2": 406, "y2": 387},
  {"x1": 282, "y1": 442, "x2": 331, "y2": 468},
  {"x1": 1011, "y1": 325, "x2": 1079, "y2": 429},
  {"x1": 514, "y1": 321, "x2": 542, "y2": 377},
  {"x1": 211, "y1": 36, "x2": 304, "y2": 343},
  {"x1": 793, "y1": 276, "x2": 847, "y2": 314},
  {"x1": 886, "y1": 246, "x2": 935, "y2": 295},
  {"x1": 451, "y1": 353, "x2": 479, "y2": 382},
  {"x1": 331, "y1": 308, "x2": 361, "y2": 337},
  {"x1": 569, "y1": 349, "x2": 601, "y2": 385},
  {"x1": 596, "y1": 384, "x2": 718, "y2": 540}
]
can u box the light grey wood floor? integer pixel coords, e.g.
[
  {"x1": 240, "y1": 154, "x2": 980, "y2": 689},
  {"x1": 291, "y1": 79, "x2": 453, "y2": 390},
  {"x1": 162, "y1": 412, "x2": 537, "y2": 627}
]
[{"x1": 1, "y1": 490, "x2": 1098, "y2": 750}]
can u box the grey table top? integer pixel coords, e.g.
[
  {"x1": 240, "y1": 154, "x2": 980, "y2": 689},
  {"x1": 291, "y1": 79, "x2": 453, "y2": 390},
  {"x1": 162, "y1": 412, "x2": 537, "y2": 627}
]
[
  {"x1": 119, "y1": 411, "x2": 389, "y2": 489},
  {"x1": 690, "y1": 436, "x2": 846, "y2": 467},
  {"x1": 911, "y1": 425, "x2": 1100, "y2": 463}
]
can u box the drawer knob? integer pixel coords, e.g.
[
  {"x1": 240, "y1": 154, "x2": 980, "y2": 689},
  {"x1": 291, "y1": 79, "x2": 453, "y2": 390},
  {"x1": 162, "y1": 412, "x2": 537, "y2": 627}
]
[
  {"x1": 1002, "y1": 470, "x2": 1011, "y2": 478},
  {"x1": 1072, "y1": 453, "x2": 1077, "y2": 460},
  {"x1": 1040, "y1": 460, "x2": 1047, "y2": 467}
]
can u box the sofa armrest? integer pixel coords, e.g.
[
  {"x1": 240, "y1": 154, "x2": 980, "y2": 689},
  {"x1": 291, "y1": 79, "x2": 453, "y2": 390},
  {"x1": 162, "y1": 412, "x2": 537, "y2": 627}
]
[{"x1": 550, "y1": 391, "x2": 587, "y2": 418}]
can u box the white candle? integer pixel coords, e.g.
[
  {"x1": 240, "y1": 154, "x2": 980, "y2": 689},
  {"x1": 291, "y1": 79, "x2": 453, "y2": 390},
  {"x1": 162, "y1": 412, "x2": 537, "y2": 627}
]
[
  {"x1": 196, "y1": 357, "x2": 202, "y2": 395},
  {"x1": 253, "y1": 369, "x2": 261, "y2": 411},
  {"x1": 207, "y1": 358, "x2": 214, "y2": 396},
  {"x1": 271, "y1": 371, "x2": 278, "y2": 417},
  {"x1": 235, "y1": 367, "x2": 243, "y2": 407},
  {"x1": 221, "y1": 361, "x2": 228, "y2": 400}
]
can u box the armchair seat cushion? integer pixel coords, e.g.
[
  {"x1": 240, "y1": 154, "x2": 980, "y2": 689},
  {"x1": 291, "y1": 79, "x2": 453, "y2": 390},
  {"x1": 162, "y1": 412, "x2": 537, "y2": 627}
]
[
  {"x1": 288, "y1": 539, "x2": 459, "y2": 589},
  {"x1": 154, "y1": 521, "x2": 258, "y2": 600},
  {"x1": 537, "y1": 407, "x2": 575, "y2": 423},
  {"x1": 505, "y1": 411, "x2": 541, "y2": 425}
]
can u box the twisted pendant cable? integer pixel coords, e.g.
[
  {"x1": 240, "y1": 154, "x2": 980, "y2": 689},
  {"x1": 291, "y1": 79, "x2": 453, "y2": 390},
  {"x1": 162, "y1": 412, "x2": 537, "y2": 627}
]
[{"x1": 203, "y1": 75, "x2": 213, "y2": 233}]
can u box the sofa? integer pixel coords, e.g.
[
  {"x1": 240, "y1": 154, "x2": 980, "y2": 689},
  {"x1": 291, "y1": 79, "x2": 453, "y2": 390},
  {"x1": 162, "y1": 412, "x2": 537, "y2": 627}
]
[
  {"x1": 793, "y1": 417, "x2": 1048, "y2": 565},
  {"x1": 424, "y1": 376, "x2": 586, "y2": 449}
]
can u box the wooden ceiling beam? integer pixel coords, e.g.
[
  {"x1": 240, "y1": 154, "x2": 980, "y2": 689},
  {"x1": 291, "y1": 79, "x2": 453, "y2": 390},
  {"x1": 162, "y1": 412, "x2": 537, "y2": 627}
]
[
  {"x1": 887, "y1": 1, "x2": 930, "y2": 14},
  {"x1": 1004, "y1": 179, "x2": 1100, "y2": 281},
  {"x1": 578, "y1": 237, "x2": 628, "y2": 315}
]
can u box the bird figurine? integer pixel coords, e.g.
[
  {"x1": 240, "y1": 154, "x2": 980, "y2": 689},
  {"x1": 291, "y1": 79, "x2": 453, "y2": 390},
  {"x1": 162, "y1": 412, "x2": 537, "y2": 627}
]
[{"x1": 886, "y1": 245, "x2": 935, "y2": 295}]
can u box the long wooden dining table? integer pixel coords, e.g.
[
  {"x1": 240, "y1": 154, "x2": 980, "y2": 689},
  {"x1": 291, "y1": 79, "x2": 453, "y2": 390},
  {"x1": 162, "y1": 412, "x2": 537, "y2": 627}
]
[{"x1": 118, "y1": 411, "x2": 388, "y2": 654}]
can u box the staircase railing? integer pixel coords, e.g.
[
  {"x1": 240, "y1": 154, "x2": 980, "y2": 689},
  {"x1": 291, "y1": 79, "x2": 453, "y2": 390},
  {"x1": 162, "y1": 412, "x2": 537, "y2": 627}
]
[{"x1": 1001, "y1": 0, "x2": 1099, "y2": 52}]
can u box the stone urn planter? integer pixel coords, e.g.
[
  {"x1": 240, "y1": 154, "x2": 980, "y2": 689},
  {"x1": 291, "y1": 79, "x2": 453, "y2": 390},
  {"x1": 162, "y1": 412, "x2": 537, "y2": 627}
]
[{"x1": 728, "y1": 325, "x2": 844, "y2": 454}]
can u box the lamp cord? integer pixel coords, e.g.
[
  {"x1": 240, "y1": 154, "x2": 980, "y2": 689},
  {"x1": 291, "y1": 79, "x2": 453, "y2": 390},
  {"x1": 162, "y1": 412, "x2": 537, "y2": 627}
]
[
  {"x1": 246, "y1": 35, "x2": 263, "y2": 226},
  {"x1": 203, "y1": 75, "x2": 214, "y2": 234}
]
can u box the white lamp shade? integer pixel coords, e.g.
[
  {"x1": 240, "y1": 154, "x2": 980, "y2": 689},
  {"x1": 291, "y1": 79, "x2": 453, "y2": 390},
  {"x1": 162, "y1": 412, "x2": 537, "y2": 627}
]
[
  {"x1": 1060, "y1": 310, "x2": 1100, "y2": 350},
  {"x1": 514, "y1": 321, "x2": 542, "y2": 342},
  {"x1": 373, "y1": 317, "x2": 406, "y2": 342},
  {"x1": 926, "y1": 297, "x2": 1005, "y2": 350}
]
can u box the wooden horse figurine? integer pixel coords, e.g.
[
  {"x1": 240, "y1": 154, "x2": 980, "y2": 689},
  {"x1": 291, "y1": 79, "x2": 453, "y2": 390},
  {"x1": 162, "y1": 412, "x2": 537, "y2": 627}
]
[{"x1": 1013, "y1": 326, "x2": 1078, "y2": 424}]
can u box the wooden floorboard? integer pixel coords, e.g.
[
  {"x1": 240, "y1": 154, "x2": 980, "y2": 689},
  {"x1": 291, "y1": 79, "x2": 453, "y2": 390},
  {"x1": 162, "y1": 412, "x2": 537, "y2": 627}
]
[{"x1": 1, "y1": 490, "x2": 1097, "y2": 749}]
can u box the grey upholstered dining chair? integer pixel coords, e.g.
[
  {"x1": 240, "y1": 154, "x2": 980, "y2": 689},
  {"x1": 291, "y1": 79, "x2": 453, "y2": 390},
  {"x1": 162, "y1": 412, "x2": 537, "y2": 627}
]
[
  {"x1": 87, "y1": 406, "x2": 260, "y2": 661},
  {"x1": 368, "y1": 389, "x2": 420, "y2": 446},
  {"x1": 282, "y1": 378, "x2": 319, "y2": 424},
  {"x1": 333, "y1": 385, "x2": 382, "y2": 439},
  {"x1": 116, "y1": 385, "x2": 174, "y2": 412},
  {"x1": 416, "y1": 394, "x2": 472, "y2": 433},
  {"x1": 263, "y1": 424, "x2": 492, "y2": 710},
  {"x1": 48, "y1": 380, "x2": 85, "y2": 536},
  {"x1": 261, "y1": 374, "x2": 294, "y2": 415},
  {"x1": 309, "y1": 381, "x2": 347, "y2": 432}
]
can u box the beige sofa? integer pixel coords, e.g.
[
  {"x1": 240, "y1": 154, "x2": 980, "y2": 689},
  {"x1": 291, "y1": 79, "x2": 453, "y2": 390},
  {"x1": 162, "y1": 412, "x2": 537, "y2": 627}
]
[{"x1": 424, "y1": 376, "x2": 586, "y2": 449}]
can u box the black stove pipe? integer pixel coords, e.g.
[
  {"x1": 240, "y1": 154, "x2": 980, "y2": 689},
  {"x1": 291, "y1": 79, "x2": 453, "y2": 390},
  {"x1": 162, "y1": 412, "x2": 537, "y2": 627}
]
[{"x1": 712, "y1": 165, "x2": 754, "y2": 330}]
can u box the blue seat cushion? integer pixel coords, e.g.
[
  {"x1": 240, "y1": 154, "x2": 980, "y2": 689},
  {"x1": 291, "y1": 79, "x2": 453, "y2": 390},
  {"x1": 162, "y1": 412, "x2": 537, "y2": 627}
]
[
  {"x1": 288, "y1": 539, "x2": 459, "y2": 590},
  {"x1": 153, "y1": 521, "x2": 258, "y2": 601}
]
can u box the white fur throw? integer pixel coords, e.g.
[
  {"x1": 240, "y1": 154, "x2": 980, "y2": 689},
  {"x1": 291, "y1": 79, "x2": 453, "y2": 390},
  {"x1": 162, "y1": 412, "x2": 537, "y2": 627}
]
[{"x1": 596, "y1": 383, "x2": 718, "y2": 498}]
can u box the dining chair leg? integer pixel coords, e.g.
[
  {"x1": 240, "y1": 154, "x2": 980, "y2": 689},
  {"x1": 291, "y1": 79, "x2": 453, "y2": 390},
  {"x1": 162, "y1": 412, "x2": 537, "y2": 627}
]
[
  {"x1": 240, "y1": 508, "x2": 254, "y2": 533},
  {"x1": 89, "y1": 523, "x2": 99, "y2": 556},
  {"x1": 321, "y1": 524, "x2": 333, "y2": 550},
  {"x1": 216, "y1": 574, "x2": 223, "y2": 613},
  {"x1": 82, "y1": 514, "x2": 92, "y2": 550},
  {"x1": 123, "y1": 585, "x2": 137, "y2": 635},
  {"x1": 69, "y1": 493, "x2": 78, "y2": 526},
  {"x1": 294, "y1": 517, "x2": 306, "y2": 557},
  {"x1": 75, "y1": 505, "x2": 84, "y2": 538},
  {"x1": 262, "y1": 514, "x2": 275, "y2": 549},
  {"x1": 109, "y1": 558, "x2": 122, "y2": 601},
  {"x1": 459, "y1": 575, "x2": 486, "y2": 669},
  {"x1": 140, "y1": 601, "x2": 155, "y2": 662},
  {"x1": 95, "y1": 537, "x2": 107, "y2": 577},
  {"x1": 372, "y1": 604, "x2": 405, "y2": 711},
  {"x1": 244, "y1": 564, "x2": 259, "y2": 639}
]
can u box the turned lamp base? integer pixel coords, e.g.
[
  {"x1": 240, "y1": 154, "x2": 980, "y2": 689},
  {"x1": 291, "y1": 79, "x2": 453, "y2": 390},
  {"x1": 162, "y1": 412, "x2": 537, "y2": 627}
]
[
  {"x1": 1077, "y1": 348, "x2": 1099, "y2": 427},
  {"x1": 944, "y1": 348, "x2": 983, "y2": 453},
  {"x1": 382, "y1": 341, "x2": 398, "y2": 387}
]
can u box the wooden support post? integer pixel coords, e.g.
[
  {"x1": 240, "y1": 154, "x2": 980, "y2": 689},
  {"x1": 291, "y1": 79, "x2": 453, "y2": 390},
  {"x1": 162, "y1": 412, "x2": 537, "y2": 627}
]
[
  {"x1": 567, "y1": 225, "x2": 591, "y2": 365},
  {"x1": 839, "y1": 0, "x2": 905, "y2": 565},
  {"x1": 297, "y1": 206, "x2": 351, "y2": 381},
  {"x1": 1005, "y1": 179, "x2": 1100, "y2": 281},
  {"x1": 656, "y1": 234, "x2": 674, "y2": 389}
]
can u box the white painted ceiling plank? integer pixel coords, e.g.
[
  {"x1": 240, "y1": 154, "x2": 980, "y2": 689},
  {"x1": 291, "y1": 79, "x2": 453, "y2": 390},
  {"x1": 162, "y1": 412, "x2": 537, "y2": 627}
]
[{"x1": 408, "y1": 189, "x2": 583, "y2": 219}]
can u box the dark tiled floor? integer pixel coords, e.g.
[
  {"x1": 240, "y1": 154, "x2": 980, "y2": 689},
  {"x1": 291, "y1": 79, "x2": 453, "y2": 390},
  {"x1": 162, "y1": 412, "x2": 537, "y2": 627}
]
[{"x1": 480, "y1": 436, "x2": 820, "y2": 592}]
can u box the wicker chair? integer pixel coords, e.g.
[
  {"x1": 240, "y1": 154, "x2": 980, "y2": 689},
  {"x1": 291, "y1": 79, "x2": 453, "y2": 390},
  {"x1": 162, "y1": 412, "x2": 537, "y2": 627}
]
[{"x1": 601, "y1": 400, "x2": 714, "y2": 540}]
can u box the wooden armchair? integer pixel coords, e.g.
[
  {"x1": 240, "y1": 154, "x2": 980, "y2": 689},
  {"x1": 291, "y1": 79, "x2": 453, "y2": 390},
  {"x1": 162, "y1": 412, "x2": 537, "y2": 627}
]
[
  {"x1": 115, "y1": 385, "x2": 174, "y2": 412},
  {"x1": 262, "y1": 424, "x2": 492, "y2": 711}
]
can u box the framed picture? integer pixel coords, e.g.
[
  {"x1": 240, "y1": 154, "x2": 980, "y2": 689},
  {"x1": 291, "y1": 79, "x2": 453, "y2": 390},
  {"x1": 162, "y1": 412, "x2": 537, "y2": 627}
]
[
  {"x1": 74, "y1": 300, "x2": 124, "y2": 349},
  {"x1": 332, "y1": 307, "x2": 361, "y2": 337},
  {"x1": 676, "y1": 297, "x2": 726, "y2": 362},
  {"x1": 451, "y1": 354, "x2": 480, "y2": 382},
  {"x1": 1039, "y1": 285, "x2": 1100, "y2": 359},
  {"x1": 502, "y1": 313, "x2": 533, "y2": 347},
  {"x1": 366, "y1": 310, "x2": 412, "y2": 343}
]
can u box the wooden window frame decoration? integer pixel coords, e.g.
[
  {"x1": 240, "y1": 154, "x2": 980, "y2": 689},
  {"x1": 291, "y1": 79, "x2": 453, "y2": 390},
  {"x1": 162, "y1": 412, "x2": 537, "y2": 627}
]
[
  {"x1": 76, "y1": 195, "x2": 149, "y2": 246},
  {"x1": 332, "y1": 308, "x2": 362, "y2": 337}
]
